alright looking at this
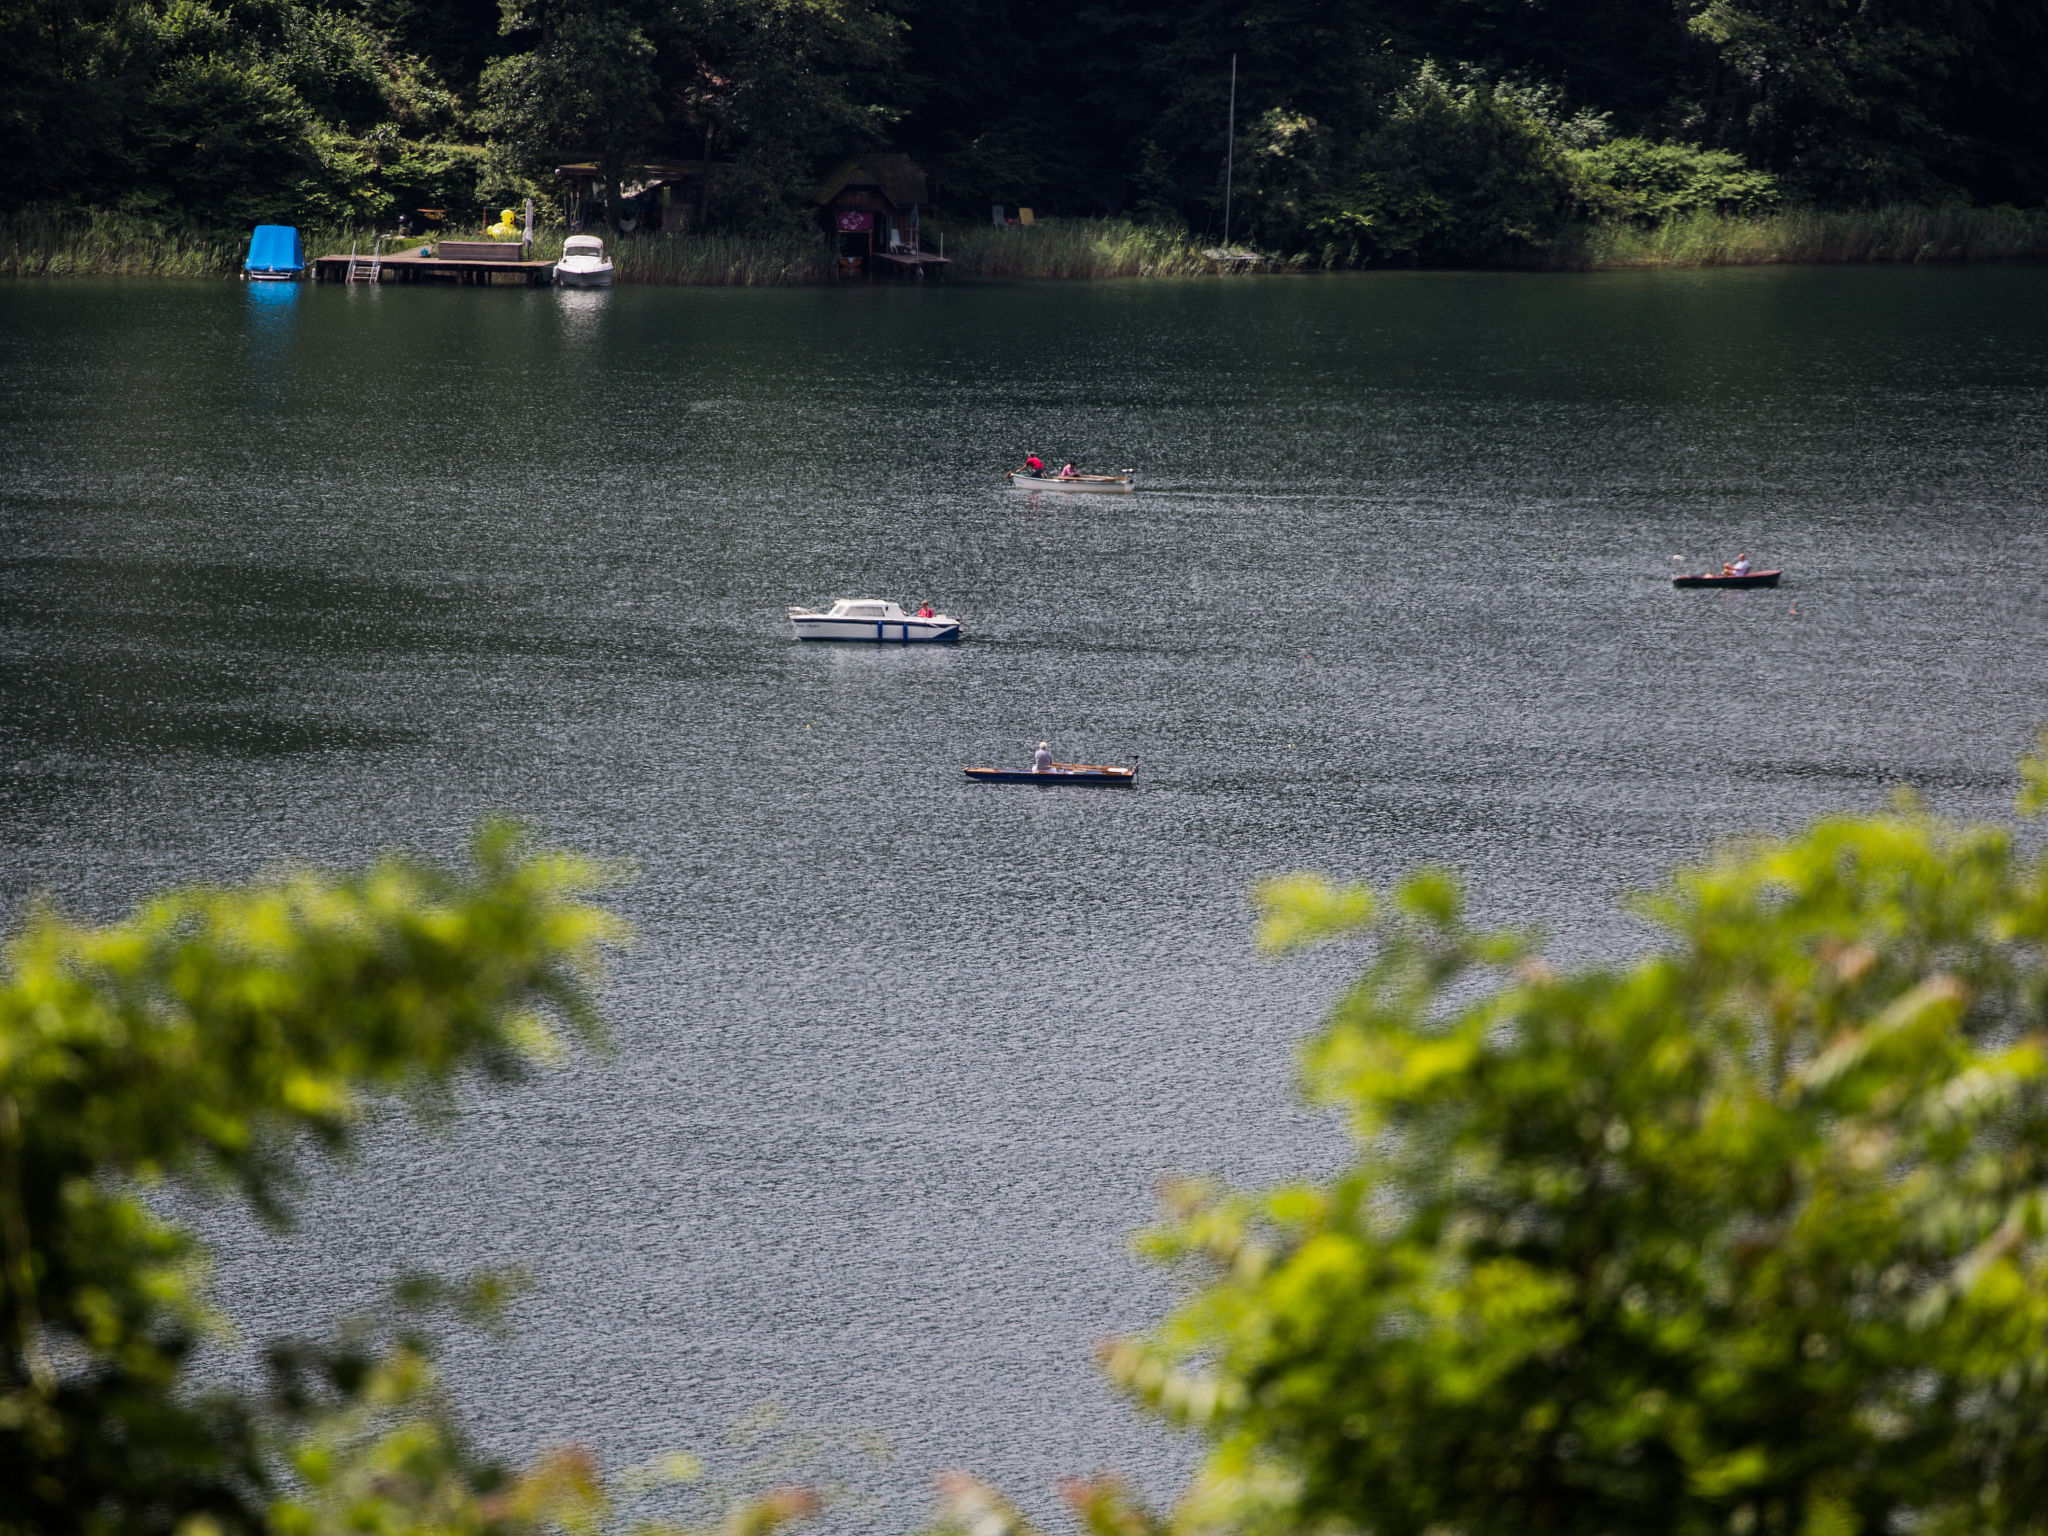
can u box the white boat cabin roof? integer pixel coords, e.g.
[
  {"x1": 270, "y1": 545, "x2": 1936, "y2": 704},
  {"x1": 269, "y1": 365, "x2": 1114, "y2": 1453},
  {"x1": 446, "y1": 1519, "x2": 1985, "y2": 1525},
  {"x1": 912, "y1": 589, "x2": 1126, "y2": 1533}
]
[
  {"x1": 562, "y1": 235, "x2": 606, "y2": 254},
  {"x1": 828, "y1": 598, "x2": 902, "y2": 618}
]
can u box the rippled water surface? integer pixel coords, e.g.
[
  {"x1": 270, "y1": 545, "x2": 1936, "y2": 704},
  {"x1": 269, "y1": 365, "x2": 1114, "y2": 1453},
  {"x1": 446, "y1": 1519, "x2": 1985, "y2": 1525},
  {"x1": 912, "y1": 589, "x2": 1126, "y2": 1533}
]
[{"x1": 3, "y1": 267, "x2": 2047, "y2": 1522}]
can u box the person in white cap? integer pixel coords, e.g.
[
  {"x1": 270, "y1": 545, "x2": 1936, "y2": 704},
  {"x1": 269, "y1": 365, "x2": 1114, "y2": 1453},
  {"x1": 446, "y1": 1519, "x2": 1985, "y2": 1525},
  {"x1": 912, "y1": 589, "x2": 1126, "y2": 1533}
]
[{"x1": 1033, "y1": 741, "x2": 1053, "y2": 773}]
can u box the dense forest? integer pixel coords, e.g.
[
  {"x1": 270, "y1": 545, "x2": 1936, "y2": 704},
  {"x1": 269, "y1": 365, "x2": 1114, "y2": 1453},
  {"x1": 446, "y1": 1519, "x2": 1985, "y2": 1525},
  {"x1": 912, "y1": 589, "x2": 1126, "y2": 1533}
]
[{"x1": 4, "y1": 0, "x2": 2046, "y2": 264}]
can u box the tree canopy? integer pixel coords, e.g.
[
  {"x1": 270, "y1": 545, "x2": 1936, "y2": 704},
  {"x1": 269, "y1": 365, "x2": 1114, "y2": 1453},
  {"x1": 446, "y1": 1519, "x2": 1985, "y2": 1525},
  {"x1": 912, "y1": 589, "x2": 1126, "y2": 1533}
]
[{"x1": 2, "y1": 1, "x2": 2044, "y2": 252}]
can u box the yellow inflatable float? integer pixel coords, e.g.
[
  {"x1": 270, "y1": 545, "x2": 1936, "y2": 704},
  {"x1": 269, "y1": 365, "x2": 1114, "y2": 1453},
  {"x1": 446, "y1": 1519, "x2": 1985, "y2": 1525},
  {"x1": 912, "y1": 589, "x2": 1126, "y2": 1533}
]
[{"x1": 486, "y1": 207, "x2": 520, "y2": 240}]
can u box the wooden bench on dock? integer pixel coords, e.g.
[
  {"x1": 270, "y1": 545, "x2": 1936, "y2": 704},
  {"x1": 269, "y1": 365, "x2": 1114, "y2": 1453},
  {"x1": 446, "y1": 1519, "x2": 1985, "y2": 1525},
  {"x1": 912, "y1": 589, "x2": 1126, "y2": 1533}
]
[{"x1": 435, "y1": 240, "x2": 531, "y2": 262}]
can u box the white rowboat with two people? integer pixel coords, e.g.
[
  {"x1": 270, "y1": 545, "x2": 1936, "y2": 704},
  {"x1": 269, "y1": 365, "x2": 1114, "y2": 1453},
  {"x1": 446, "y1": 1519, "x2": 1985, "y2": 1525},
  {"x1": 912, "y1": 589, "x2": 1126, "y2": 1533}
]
[
  {"x1": 1006, "y1": 468, "x2": 1137, "y2": 494},
  {"x1": 788, "y1": 598, "x2": 960, "y2": 643}
]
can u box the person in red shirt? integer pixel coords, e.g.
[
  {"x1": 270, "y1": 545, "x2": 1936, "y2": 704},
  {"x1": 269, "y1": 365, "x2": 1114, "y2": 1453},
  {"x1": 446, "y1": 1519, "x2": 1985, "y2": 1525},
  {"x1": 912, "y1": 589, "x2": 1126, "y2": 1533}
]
[
  {"x1": 916, "y1": 601, "x2": 935, "y2": 618},
  {"x1": 1021, "y1": 453, "x2": 1045, "y2": 477}
]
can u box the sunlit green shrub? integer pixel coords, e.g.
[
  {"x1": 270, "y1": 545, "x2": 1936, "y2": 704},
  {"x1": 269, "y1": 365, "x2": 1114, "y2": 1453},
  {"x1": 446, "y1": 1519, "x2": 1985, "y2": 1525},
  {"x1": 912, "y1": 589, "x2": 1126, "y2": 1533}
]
[
  {"x1": 1236, "y1": 65, "x2": 1580, "y2": 267},
  {"x1": 1573, "y1": 138, "x2": 1782, "y2": 224}
]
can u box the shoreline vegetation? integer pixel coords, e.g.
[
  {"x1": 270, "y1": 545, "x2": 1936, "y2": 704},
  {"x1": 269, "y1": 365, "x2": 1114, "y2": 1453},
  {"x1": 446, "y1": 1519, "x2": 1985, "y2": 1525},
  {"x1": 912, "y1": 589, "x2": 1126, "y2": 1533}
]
[
  {"x1": 6, "y1": 205, "x2": 2046, "y2": 285},
  {"x1": 1553, "y1": 202, "x2": 2048, "y2": 269},
  {"x1": 10, "y1": 0, "x2": 2046, "y2": 294}
]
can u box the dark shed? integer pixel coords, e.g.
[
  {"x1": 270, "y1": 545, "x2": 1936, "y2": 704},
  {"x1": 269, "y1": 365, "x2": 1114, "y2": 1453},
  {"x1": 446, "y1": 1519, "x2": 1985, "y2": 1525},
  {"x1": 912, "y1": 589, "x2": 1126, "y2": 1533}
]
[{"x1": 815, "y1": 154, "x2": 947, "y2": 275}]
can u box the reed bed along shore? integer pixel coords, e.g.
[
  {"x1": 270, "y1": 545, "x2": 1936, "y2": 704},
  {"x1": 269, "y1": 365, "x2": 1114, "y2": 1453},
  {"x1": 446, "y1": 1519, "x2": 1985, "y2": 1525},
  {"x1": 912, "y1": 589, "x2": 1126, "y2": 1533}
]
[
  {"x1": 7, "y1": 205, "x2": 2045, "y2": 282},
  {"x1": 938, "y1": 219, "x2": 1218, "y2": 278},
  {"x1": 0, "y1": 208, "x2": 248, "y2": 277},
  {"x1": 608, "y1": 231, "x2": 831, "y2": 284},
  {"x1": 1549, "y1": 203, "x2": 2048, "y2": 269}
]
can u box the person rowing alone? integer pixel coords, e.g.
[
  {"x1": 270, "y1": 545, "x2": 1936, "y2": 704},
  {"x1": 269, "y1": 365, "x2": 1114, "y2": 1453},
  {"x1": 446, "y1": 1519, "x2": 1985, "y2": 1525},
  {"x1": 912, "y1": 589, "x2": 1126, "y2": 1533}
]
[{"x1": 1033, "y1": 741, "x2": 1054, "y2": 773}]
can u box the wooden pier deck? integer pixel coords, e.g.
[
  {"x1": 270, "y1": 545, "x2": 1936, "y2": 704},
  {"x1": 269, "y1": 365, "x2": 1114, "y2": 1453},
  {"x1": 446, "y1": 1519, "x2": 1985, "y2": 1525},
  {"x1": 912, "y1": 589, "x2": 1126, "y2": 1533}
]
[
  {"x1": 873, "y1": 251, "x2": 951, "y2": 274},
  {"x1": 311, "y1": 250, "x2": 556, "y2": 286}
]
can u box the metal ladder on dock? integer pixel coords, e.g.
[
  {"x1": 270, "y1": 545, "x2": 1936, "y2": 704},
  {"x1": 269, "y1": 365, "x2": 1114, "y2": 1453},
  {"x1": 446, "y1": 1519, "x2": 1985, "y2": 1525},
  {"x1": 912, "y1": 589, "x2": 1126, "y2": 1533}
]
[{"x1": 345, "y1": 236, "x2": 382, "y2": 284}]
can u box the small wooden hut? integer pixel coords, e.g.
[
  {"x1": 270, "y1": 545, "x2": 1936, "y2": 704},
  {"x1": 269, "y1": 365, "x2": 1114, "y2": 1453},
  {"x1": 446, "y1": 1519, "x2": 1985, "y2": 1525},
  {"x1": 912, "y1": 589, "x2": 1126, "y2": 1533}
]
[{"x1": 814, "y1": 154, "x2": 949, "y2": 276}]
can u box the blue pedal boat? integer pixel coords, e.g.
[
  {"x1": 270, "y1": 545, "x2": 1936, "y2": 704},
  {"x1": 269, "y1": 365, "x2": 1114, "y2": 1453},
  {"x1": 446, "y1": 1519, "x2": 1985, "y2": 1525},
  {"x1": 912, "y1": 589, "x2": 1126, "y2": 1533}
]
[{"x1": 244, "y1": 225, "x2": 306, "y2": 281}]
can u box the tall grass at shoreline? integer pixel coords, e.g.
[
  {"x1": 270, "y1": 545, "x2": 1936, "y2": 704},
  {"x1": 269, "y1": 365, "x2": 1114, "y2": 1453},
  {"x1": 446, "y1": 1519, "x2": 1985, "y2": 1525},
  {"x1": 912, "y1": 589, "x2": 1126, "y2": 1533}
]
[
  {"x1": 609, "y1": 231, "x2": 832, "y2": 284},
  {"x1": 939, "y1": 219, "x2": 1220, "y2": 278},
  {"x1": 0, "y1": 208, "x2": 247, "y2": 276},
  {"x1": 1550, "y1": 203, "x2": 2048, "y2": 268},
  {"x1": 8, "y1": 205, "x2": 2044, "y2": 282}
]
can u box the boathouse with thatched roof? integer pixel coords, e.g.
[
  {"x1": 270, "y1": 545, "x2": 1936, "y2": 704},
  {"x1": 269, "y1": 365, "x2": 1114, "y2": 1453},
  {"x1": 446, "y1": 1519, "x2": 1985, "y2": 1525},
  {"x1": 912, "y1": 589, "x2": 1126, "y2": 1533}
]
[{"x1": 814, "y1": 153, "x2": 948, "y2": 275}]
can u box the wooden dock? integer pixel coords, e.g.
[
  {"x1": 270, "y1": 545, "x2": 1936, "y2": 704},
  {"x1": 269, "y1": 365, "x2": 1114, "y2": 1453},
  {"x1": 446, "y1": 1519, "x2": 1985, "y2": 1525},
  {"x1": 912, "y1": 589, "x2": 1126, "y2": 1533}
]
[
  {"x1": 310, "y1": 250, "x2": 556, "y2": 286},
  {"x1": 873, "y1": 251, "x2": 951, "y2": 275}
]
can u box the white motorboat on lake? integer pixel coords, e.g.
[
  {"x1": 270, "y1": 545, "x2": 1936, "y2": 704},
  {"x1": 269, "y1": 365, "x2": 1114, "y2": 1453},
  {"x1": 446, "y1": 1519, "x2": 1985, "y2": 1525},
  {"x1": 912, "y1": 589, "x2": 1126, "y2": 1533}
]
[
  {"x1": 1006, "y1": 469, "x2": 1136, "y2": 494},
  {"x1": 553, "y1": 235, "x2": 614, "y2": 288},
  {"x1": 789, "y1": 598, "x2": 960, "y2": 643}
]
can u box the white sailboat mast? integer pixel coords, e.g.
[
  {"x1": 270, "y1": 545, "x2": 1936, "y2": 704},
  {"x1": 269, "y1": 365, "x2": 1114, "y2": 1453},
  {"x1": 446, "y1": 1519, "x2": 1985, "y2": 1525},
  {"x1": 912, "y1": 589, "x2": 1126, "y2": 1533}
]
[{"x1": 1224, "y1": 53, "x2": 1237, "y2": 247}]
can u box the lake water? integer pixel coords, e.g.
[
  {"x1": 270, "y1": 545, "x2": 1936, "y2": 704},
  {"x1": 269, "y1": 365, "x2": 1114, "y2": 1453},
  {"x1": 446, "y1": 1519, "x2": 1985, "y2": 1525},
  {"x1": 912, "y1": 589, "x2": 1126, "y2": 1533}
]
[{"x1": 3, "y1": 266, "x2": 2046, "y2": 1525}]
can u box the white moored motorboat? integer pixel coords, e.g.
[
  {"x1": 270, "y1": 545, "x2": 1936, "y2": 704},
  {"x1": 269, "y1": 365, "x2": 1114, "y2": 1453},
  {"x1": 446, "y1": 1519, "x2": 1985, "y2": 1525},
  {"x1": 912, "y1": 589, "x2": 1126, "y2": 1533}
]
[
  {"x1": 554, "y1": 234, "x2": 614, "y2": 288},
  {"x1": 1006, "y1": 469, "x2": 1136, "y2": 494},
  {"x1": 789, "y1": 598, "x2": 960, "y2": 643}
]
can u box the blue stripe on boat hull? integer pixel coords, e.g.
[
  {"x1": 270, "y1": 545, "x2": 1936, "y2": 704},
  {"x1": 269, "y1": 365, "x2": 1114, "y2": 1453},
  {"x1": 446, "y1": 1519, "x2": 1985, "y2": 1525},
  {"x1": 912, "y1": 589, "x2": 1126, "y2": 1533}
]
[
  {"x1": 962, "y1": 770, "x2": 1135, "y2": 785},
  {"x1": 795, "y1": 630, "x2": 960, "y2": 643}
]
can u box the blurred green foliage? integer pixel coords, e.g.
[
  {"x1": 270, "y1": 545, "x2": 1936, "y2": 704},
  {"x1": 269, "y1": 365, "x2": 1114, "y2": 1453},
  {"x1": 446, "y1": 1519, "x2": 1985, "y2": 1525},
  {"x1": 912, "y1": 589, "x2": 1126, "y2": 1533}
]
[
  {"x1": 1102, "y1": 745, "x2": 2048, "y2": 1535},
  {"x1": 0, "y1": 824, "x2": 630, "y2": 1533}
]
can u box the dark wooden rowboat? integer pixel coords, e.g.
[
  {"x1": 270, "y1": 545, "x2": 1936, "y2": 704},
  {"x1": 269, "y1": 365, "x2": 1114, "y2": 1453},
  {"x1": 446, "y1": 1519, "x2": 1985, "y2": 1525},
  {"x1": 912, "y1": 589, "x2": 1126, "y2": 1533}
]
[
  {"x1": 1673, "y1": 569, "x2": 1782, "y2": 589},
  {"x1": 963, "y1": 760, "x2": 1138, "y2": 786}
]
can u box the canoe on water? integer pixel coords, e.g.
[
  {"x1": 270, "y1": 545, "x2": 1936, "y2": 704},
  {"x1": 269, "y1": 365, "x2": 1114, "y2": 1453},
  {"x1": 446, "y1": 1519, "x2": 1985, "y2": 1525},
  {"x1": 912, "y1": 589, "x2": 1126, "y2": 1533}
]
[
  {"x1": 963, "y1": 761, "x2": 1139, "y2": 786},
  {"x1": 1673, "y1": 569, "x2": 1782, "y2": 589},
  {"x1": 1006, "y1": 471, "x2": 1137, "y2": 494}
]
